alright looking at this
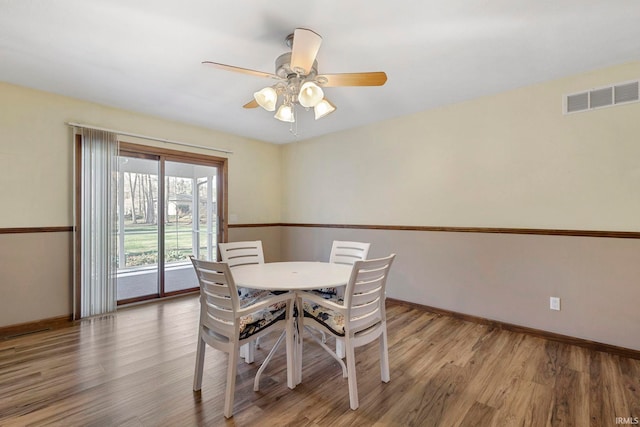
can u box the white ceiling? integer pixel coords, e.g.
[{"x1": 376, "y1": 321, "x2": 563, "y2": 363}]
[{"x1": 1, "y1": 1, "x2": 639, "y2": 144}]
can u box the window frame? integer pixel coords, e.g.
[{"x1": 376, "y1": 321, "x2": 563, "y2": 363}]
[{"x1": 74, "y1": 139, "x2": 228, "y2": 311}]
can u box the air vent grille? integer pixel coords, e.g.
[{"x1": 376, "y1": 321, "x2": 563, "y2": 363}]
[
  {"x1": 615, "y1": 81, "x2": 639, "y2": 104},
  {"x1": 567, "y1": 92, "x2": 589, "y2": 113},
  {"x1": 564, "y1": 79, "x2": 639, "y2": 114},
  {"x1": 590, "y1": 87, "x2": 612, "y2": 108}
]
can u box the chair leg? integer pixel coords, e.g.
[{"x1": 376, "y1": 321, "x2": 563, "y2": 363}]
[
  {"x1": 336, "y1": 338, "x2": 345, "y2": 359},
  {"x1": 345, "y1": 337, "x2": 359, "y2": 410},
  {"x1": 379, "y1": 326, "x2": 390, "y2": 383},
  {"x1": 223, "y1": 345, "x2": 239, "y2": 419},
  {"x1": 244, "y1": 341, "x2": 255, "y2": 364},
  {"x1": 193, "y1": 333, "x2": 206, "y2": 391},
  {"x1": 286, "y1": 315, "x2": 297, "y2": 389},
  {"x1": 295, "y1": 296, "x2": 304, "y2": 385}
]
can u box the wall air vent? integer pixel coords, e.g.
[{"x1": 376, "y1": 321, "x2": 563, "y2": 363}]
[
  {"x1": 615, "y1": 81, "x2": 639, "y2": 104},
  {"x1": 590, "y1": 87, "x2": 613, "y2": 108},
  {"x1": 564, "y1": 79, "x2": 639, "y2": 114},
  {"x1": 566, "y1": 92, "x2": 589, "y2": 113}
]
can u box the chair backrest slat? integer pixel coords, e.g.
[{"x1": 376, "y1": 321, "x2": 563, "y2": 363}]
[
  {"x1": 349, "y1": 298, "x2": 380, "y2": 327},
  {"x1": 190, "y1": 256, "x2": 240, "y2": 339},
  {"x1": 344, "y1": 254, "x2": 395, "y2": 334},
  {"x1": 219, "y1": 241, "x2": 265, "y2": 268},
  {"x1": 330, "y1": 241, "x2": 371, "y2": 266}
]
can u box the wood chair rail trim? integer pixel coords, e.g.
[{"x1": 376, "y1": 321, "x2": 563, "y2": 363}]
[
  {"x1": 4, "y1": 224, "x2": 640, "y2": 239},
  {"x1": 229, "y1": 223, "x2": 640, "y2": 239},
  {"x1": 0, "y1": 226, "x2": 73, "y2": 234}
]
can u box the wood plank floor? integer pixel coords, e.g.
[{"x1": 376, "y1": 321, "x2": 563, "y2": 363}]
[{"x1": 1, "y1": 295, "x2": 638, "y2": 426}]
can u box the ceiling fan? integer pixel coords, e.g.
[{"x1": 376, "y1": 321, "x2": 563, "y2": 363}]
[{"x1": 203, "y1": 28, "x2": 387, "y2": 124}]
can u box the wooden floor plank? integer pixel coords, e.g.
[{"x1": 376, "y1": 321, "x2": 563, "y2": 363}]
[{"x1": 1, "y1": 295, "x2": 639, "y2": 426}]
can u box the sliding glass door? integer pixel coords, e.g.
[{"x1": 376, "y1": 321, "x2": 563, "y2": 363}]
[
  {"x1": 164, "y1": 161, "x2": 218, "y2": 293},
  {"x1": 116, "y1": 147, "x2": 224, "y2": 304},
  {"x1": 117, "y1": 155, "x2": 160, "y2": 302}
]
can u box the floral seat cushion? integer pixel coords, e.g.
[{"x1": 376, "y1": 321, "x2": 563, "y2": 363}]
[
  {"x1": 199, "y1": 287, "x2": 286, "y2": 340},
  {"x1": 239, "y1": 303, "x2": 287, "y2": 340},
  {"x1": 238, "y1": 287, "x2": 271, "y2": 301},
  {"x1": 306, "y1": 288, "x2": 338, "y2": 299},
  {"x1": 302, "y1": 295, "x2": 346, "y2": 337}
]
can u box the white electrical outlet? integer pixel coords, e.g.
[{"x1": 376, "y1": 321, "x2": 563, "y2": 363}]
[{"x1": 550, "y1": 297, "x2": 561, "y2": 311}]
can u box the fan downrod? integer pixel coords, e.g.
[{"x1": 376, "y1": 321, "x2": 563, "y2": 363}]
[{"x1": 285, "y1": 33, "x2": 295, "y2": 49}]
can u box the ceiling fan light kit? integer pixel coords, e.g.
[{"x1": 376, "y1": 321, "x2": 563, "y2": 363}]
[
  {"x1": 253, "y1": 87, "x2": 278, "y2": 111},
  {"x1": 297, "y1": 81, "x2": 324, "y2": 108},
  {"x1": 203, "y1": 28, "x2": 387, "y2": 129},
  {"x1": 274, "y1": 104, "x2": 295, "y2": 122},
  {"x1": 314, "y1": 98, "x2": 336, "y2": 120}
]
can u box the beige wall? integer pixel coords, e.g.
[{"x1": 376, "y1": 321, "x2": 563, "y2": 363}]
[
  {"x1": 0, "y1": 82, "x2": 282, "y2": 228},
  {"x1": 279, "y1": 62, "x2": 640, "y2": 351},
  {"x1": 0, "y1": 82, "x2": 282, "y2": 326},
  {"x1": 0, "y1": 232, "x2": 73, "y2": 324},
  {"x1": 282, "y1": 62, "x2": 640, "y2": 231},
  {"x1": 228, "y1": 226, "x2": 282, "y2": 263},
  {"x1": 3, "y1": 61, "x2": 640, "y2": 352},
  {"x1": 280, "y1": 226, "x2": 640, "y2": 351}
]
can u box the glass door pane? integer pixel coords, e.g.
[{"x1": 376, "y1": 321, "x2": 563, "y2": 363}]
[
  {"x1": 164, "y1": 161, "x2": 218, "y2": 293},
  {"x1": 116, "y1": 156, "x2": 160, "y2": 301}
]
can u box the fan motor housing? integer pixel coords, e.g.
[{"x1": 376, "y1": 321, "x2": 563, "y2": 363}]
[{"x1": 275, "y1": 53, "x2": 318, "y2": 79}]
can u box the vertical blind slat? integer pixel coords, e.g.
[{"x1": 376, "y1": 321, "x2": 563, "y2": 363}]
[{"x1": 78, "y1": 129, "x2": 119, "y2": 317}]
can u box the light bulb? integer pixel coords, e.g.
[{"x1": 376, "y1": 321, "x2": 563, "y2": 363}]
[
  {"x1": 253, "y1": 87, "x2": 277, "y2": 111},
  {"x1": 298, "y1": 81, "x2": 324, "y2": 108},
  {"x1": 274, "y1": 104, "x2": 295, "y2": 122},
  {"x1": 314, "y1": 98, "x2": 336, "y2": 120}
]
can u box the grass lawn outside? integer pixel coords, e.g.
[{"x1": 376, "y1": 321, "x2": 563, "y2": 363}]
[{"x1": 119, "y1": 222, "x2": 215, "y2": 267}]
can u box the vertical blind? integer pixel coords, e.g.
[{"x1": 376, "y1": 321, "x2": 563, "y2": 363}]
[{"x1": 76, "y1": 128, "x2": 119, "y2": 317}]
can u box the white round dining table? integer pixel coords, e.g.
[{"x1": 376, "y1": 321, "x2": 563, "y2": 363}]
[
  {"x1": 231, "y1": 261, "x2": 352, "y2": 291},
  {"x1": 231, "y1": 261, "x2": 353, "y2": 388}
]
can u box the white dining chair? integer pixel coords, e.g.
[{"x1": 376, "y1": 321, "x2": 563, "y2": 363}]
[
  {"x1": 311, "y1": 240, "x2": 371, "y2": 298},
  {"x1": 190, "y1": 257, "x2": 295, "y2": 419},
  {"x1": 218, "y1": 241, "x2": 274, "y2": 303},
  {"x1": 218, "y1": 240, "x2": 266, "y2": 268},
  {"x1": 305, "y1": 240, "x2": 371, "y2": 357},
  {"x1": 219, "y1": 240, "x2": 273, "y2": 363},
  {"x1": 300, "y1": 254, "x2": 396, "y2": 410}
]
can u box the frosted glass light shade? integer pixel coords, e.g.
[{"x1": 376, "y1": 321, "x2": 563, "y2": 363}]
[
  {"x1": 298, "y1": 81, "x2": 324, "y2": 108},
  {"x1": 253, "y1": 87, "x2": 277, "y2": 111},
  {"x1": 274, "y1": 104, "x2": 295, "y2": 122},
  {"x1": 314, "y1": 98, "x2": 336, "y2": 120}
]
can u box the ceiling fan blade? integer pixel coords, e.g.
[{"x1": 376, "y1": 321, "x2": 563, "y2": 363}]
[
  {"x1": 290, "y1": 28, "x2": 322, "y2": 75},
  {"x1": 202, "y1": 61, "x2": 282, "y2": 80},
  {"x1": 316, "y1": 72, "x2": 388, "y2": 87},
  {"x1": 243, "y1": 99, "x2": 259, "y2": 109}
]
